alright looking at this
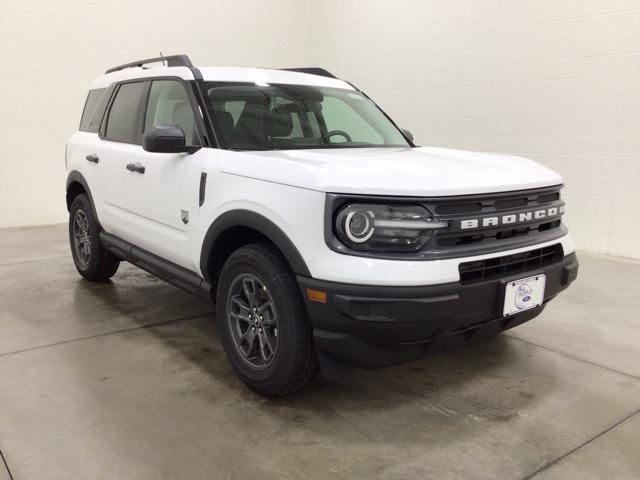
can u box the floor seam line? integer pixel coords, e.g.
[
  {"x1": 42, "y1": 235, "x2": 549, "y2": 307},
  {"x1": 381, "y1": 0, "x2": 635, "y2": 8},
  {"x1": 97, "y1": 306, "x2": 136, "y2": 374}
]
[
  {"x1": 0, "y1": 256, "x2": 69, "y2": 268},
  {"x1": 505, "y1": 334, "x2": 640, "y2": 381},
  {"x1": 521, "y1": 408, "x2": 640, "y2": 480},
  {"x1": 0, "y1": 449, "x2": 14, "y2": 480},
  {"x1": 0, "y1": 312, "x2": 213, "y2": 359}
]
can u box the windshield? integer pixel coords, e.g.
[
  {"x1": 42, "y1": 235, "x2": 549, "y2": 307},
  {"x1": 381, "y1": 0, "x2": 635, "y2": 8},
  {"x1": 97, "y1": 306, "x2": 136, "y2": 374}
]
[{"x1": 203, "y1": 82, "x2": 411, "y2": 150}]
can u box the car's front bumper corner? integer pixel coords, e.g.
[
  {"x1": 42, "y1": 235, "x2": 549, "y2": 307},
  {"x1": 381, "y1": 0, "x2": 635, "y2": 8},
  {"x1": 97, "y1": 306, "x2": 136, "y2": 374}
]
[{"x1": 298, "y1": 253, "x2": 578, "y2": 370}]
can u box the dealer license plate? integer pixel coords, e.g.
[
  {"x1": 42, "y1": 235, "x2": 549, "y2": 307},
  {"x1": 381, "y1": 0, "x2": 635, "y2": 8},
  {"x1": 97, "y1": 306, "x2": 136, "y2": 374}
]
[{"x1": 503, "y1": 274, "x2": 546, "y2": 316}]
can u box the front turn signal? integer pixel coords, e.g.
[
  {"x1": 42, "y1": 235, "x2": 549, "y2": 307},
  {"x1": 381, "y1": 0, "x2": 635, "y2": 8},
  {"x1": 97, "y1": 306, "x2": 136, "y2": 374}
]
[{"x1": 306, "y1": 288, "x2": 327, "y2": 303}]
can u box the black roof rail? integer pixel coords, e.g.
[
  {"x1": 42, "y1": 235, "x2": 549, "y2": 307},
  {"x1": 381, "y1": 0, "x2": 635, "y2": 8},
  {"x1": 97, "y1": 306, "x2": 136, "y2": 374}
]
[
  {"x1": 105, "y1": 54, "x2": 193, "y2": 74},
  {"x1": 280, "y1": 67, "x2": 337, "y2": 79}
]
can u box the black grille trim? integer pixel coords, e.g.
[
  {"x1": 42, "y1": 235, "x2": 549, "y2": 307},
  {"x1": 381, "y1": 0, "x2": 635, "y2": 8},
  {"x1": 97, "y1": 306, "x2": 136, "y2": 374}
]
[
  {"x1": 428, "y1": 185, "x2": 565, "y2": 253},
  {"x1": 459, "y1": 244, "x2": 564, "y2": 283}
]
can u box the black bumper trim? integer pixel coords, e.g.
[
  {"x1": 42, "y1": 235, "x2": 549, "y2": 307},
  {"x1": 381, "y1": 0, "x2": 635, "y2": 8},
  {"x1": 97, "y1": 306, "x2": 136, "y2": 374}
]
[{"x1": 298, "y1": 253, "x2": 578, "y2": 369}]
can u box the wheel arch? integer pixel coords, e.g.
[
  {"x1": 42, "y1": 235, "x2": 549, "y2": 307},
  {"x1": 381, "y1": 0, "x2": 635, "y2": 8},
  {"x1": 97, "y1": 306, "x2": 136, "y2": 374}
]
[
  {"x1": 66, "y1": 171, "x2": 102, "y2": 230},
  {"x1": 201, "y1": 210, "x2": 311, "y2": 291}
]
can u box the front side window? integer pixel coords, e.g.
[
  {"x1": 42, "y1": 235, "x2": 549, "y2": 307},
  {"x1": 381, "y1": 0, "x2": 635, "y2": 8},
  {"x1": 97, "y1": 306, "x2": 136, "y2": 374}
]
[
  {"x1": 144, "y1": 80, "x2": 200, "y2": 146},
  {"x1": 204, "y1": 82, "x2": 410, "y2": 150},
  {"x1": 104, "y1": 82, "x2": 148, "y2": 144}
]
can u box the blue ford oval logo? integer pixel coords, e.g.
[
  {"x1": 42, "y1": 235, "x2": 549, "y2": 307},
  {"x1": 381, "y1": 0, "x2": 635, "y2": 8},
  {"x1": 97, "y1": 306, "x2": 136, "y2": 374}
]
[{"x1": 515, "y1": 283, "x2": 534, "y2": 309}]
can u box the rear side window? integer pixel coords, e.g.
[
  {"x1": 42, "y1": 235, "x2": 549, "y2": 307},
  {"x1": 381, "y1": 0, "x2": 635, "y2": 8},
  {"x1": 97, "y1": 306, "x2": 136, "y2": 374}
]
[
  {"x1": 104, "y1": 82, "x2": 148, "y2": 144},
  {"x1": 79, "y1": 88, "x2": 107, "y2": 133}
]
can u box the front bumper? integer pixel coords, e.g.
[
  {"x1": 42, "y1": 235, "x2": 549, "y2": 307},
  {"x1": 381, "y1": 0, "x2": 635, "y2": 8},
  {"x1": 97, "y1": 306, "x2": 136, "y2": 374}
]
[{"x1": 298, "y1": 253, "x2": 578, "y2": 369}]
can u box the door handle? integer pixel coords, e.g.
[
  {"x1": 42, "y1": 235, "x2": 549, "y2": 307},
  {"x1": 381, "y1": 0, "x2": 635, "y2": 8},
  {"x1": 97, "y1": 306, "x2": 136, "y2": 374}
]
[
  {"x1": 86, "y1": 154, "x2": 99, "y2": 163},
  {"x1": 126, "y1": 162, "x2": 145, "y2": 174}
]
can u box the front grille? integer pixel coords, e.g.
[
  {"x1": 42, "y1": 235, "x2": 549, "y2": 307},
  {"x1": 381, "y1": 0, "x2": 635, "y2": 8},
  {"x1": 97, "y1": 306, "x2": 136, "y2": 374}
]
[
  {"x1": 426, "y1": 185, "x2": 565, "y2": 253},
  {"x1": 458, "y1": 244, "x2": 564, "y2": 283}
]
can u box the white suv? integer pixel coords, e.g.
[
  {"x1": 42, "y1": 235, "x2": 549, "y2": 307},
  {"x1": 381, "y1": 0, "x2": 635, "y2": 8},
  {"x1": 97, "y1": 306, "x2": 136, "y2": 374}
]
[{"x1": 66, "y1": 55, "x2": 578, "y2": 395}]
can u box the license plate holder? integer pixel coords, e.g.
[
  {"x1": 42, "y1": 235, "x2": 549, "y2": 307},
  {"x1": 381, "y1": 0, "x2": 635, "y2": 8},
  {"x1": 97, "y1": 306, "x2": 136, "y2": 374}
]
[{"x1": 503, "y1": 274, "x2": 546, "y2": 316}]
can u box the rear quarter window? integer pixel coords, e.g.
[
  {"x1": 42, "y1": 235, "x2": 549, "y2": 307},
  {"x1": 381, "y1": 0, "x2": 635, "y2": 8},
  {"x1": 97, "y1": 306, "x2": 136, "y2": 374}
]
[{"x1": 79, "y1": 88, "x2": 108, "y2": 133}]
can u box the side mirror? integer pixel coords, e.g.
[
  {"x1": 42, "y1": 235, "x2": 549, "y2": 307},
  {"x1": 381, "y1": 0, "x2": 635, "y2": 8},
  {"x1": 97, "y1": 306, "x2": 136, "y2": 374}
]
[
  {"x1": 400, "y1": 128, "x2": 414, "y2": 144},
  {"x1": 142, "y1": 125, "x2": 200, "y2": 154}
]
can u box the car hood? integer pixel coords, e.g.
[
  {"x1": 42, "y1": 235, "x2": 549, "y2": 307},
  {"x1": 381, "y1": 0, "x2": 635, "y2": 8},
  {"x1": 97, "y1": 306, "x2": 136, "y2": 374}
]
[{"x1": 218, "y1": 146, "x2": 563, "y2": 196}]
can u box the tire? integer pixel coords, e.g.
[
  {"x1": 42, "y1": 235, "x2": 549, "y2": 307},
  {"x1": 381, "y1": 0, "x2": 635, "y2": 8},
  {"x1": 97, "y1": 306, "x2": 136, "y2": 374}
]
[
  {"x1": 69, "y1": 193, "x2": 120, "y2": 281},
  {"x1": 216, "y1": 243, "x2": 319, "y2": 396}
]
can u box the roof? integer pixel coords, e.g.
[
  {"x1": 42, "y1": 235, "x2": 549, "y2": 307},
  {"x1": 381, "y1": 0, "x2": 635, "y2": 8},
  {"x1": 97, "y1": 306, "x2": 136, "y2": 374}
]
[{"x1": 89, "y1": 65, "x2": 354, "y2": 91}]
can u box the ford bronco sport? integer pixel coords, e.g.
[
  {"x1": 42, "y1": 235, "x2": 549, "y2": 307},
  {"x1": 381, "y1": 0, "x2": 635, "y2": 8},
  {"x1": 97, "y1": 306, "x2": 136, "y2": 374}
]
[{"x1": 66, "y1": 55, "x2": 578, "y2": 395}]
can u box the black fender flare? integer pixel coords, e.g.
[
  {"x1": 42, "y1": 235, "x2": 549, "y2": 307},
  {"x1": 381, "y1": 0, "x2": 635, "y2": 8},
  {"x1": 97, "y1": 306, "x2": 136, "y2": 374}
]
[
  {"x1": 200, "y1": 209, "x2": 311, "y2": 282},
  {"x1": 65, "y1": 170, "x2": 101, "y2": 227}
]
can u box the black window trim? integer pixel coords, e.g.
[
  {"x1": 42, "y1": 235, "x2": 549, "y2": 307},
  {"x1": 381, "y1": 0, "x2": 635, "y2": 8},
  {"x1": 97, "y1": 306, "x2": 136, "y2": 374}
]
[
  {"x1": 98, "y1": 76, "x2": 209, "y2": 148},
  {"x1": 100, "y1": 79, "x2": 150, "y2": 145},
  {"x1": 90, "y1": 74, "x2": 411, "y2": 149}
]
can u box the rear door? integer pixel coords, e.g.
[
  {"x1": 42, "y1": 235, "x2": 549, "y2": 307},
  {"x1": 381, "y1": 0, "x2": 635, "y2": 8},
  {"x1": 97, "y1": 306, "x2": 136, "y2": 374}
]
[
  {"x1": 93, "y1": 80, "x2": 149, "y2": 237},
  {"x1": 122, "y1": 79, "x2": 208, "y2": 269},
  {"x1": 72, "y1": 87, "x2": 111, "y2": 223}
]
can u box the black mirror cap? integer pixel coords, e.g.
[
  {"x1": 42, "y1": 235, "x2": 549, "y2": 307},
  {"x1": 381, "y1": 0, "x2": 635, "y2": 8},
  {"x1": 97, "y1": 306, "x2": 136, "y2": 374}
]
[
  {"x1": 142, "y1": 125, "x2": 200, "y2": 154},
  {"x1": 400, "y1": 128, "x2": 414, "y2": 144}
]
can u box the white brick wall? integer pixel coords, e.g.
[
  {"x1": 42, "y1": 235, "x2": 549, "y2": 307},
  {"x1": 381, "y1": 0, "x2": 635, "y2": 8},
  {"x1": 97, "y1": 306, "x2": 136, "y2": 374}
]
[
  {"x1": 0, "y1": 0, "x2": 310, "y2": 228},
  {"x1": 310, "y1": 0, "x2": 640, "y2": 259},
  {"x1": 2, "y1": 0, "x2": 639, "y2": 259}
]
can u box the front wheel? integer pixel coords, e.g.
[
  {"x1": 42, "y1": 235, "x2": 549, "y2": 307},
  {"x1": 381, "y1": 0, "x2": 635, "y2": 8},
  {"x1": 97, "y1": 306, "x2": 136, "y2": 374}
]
[
  {"x1": 216, "y1": 243, "x2": 318, "y2": 396},
  {"x1": 69, "y1": 194, "x2": 120, "y2": 281}
]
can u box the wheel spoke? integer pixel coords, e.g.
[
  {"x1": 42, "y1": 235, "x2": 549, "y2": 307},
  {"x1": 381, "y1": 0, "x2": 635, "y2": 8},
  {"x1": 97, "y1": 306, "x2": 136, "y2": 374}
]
[
  {"x1": 230, "y1": 310, "x2": 251, "y2": 324},
  {"x1": 242, "y1": 278, "x2": 257, "y2": 307},
  {"x1": 257, "y1": 332, "x2": 270, "y2": 361},
  {"x1": 230, "y1": 296, "x2": 252, "y2": 326},
  {"x1": 258, "y1": 300, "x2": 274, "y2": 315},
  {"x1": 231, "y1": 296, "x2": 252, "y2": 313},
  {"x1": 258, "y1": 300, "x2": 275, "y2": 328},
  {"x1": 239, "y1": 327, "x2": 252, "y2": 341},
  {"x1": 243, "y1": 329, "x2": 257, "y2": 356},
  {"x1": 263, "y1": 331, "x2": 275, "y2": 353}
]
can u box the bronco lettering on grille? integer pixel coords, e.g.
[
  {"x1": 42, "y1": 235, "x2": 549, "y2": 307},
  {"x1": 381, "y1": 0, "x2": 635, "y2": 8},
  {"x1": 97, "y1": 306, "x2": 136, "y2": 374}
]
[{"x1": 459, "y1": 206, "x2": 563, "y2": 230}]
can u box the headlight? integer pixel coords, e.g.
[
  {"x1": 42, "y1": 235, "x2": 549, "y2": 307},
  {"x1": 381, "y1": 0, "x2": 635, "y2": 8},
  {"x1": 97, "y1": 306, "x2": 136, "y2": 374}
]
[{"x1": 334, "y1": 203, "x2": 448, "y2": 252}]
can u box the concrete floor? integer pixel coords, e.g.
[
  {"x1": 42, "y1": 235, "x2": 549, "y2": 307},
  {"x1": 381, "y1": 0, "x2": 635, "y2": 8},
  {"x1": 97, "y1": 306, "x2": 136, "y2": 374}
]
[{"x1": 0, "y1": 224, "x2": 639, "y2": 480}]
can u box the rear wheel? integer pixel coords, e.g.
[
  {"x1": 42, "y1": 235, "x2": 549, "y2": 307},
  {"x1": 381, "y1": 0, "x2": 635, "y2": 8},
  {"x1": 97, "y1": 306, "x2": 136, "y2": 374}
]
[
  {"x1": 69, "y1": 194, "x2": 120, "y2": 281},
  {"x1": 216, "y1": 243, "x2": 318, "y2": 396}
]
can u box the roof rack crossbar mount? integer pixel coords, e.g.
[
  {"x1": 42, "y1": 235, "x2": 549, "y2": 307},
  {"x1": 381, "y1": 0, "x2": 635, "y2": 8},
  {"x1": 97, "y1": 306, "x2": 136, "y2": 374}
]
[
  {"x1": 106, "y1": 54, "x2": 193, "y2": 74},
  {"x1": 280, "y1": 67, "x2": 337, "y2": 79}
]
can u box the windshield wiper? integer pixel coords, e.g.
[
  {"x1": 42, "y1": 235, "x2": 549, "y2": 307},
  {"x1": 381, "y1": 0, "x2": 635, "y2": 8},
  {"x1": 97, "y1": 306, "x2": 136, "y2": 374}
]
[{"x1": 226, "y1": 146, "x2": 279, "y2": 151}]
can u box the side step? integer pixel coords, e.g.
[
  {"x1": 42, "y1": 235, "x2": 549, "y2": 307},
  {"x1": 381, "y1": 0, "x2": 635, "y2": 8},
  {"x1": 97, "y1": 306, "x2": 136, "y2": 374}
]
[{"x1": 99, "y1": 231, "x2": 211, "y2": 300}]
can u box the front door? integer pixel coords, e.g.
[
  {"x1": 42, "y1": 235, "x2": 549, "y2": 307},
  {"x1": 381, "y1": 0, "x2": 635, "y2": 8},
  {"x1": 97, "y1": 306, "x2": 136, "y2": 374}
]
[{"x1": 122, "y1": 79, "x2": 208, "y2": 270}]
